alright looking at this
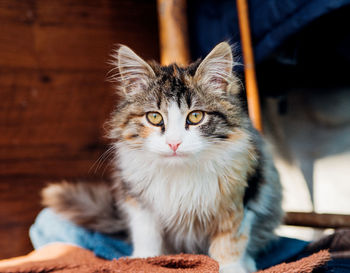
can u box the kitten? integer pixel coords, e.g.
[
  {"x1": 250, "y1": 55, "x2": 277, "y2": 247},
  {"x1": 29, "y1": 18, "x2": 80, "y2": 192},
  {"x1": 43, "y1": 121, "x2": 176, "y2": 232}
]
[{"x1": 42, "y1": 42, "x2": 283, "y2": 273}]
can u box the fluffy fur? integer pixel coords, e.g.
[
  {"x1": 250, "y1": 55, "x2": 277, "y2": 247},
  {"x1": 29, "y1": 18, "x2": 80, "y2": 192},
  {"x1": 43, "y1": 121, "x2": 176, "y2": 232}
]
[{"x1": 43, "y1": 42, "x2": 283, "y2": 273}]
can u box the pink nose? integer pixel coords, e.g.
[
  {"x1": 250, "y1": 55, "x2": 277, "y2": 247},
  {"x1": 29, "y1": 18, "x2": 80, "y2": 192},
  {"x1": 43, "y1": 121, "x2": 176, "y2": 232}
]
[{"x1": 167, "y1": 141, "x2": 181, "y2": 152}]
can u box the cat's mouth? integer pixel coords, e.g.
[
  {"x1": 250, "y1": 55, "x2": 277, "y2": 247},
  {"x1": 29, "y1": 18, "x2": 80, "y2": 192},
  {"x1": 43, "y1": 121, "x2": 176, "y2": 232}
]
[{"x1": 162, "y1": 152, "x2": 188, "y2": 158}]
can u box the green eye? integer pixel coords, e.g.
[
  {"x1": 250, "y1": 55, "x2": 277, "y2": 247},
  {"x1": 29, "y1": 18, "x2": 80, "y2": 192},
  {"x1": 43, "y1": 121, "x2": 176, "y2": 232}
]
[
  {"x1": 187, "y1": 111, "x2": 204, "y2": 125},
  {"x1": 146, "y1": 112, "x2": 163, "y2": 126}
]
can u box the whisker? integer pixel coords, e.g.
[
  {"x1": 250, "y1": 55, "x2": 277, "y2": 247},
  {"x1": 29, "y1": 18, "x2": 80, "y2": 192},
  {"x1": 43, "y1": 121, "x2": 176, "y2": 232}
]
[
  {"x1": 101, "y1": 152, "x2": 116, "y2": 177},
  {"x1": 89, "y1": 145, "x2": 116, "y2": 175}
]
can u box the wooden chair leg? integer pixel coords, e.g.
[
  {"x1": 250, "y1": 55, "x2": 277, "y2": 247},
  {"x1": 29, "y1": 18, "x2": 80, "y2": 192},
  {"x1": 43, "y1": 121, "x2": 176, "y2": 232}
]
[
  {"x1": 157, "y1": 0, "x2": 190, "y2": 66},
  {"x1": 236, "y1": 0, "x2": 263, "y2": 132}
]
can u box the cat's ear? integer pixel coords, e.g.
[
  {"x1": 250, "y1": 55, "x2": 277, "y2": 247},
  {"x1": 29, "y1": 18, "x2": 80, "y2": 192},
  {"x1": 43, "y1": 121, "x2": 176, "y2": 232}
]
[
  {"x1": 113, "y1": 45, "x2": 155, "y2": 95},
  {"x1": 194, "y1": 42, "x2": 234, "y2": 93}
]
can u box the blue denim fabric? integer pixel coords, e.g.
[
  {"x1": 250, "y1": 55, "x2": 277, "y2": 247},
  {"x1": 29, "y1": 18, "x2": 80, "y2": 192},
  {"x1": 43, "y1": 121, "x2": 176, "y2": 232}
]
[
  {"x1": 29, "y1": 208, "x2": 132, "y2": 260},
  {"x1": 255, "y1": 236, "x2": 309, "y2": 269},
  {"x1": 189, "y1": 0, "x2": 350, "y2": 65},
  {"x1": 30, "y1": 208, "x2": 308, "y2": 269}
]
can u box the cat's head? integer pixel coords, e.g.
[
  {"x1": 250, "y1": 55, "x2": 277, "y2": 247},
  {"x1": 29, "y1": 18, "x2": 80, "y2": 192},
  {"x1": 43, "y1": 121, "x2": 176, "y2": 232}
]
[{"x1": 108, "y1": 42, "x2": 250, "y2": 165}]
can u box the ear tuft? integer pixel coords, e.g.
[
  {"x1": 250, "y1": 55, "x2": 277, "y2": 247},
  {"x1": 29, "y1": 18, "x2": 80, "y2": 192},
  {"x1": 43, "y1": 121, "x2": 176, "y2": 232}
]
[
  {"x1": 110, "y1": 45, "x2": 155, "y2": 95},
  {"x1": 194, "y1": 42, "x2": 234, "y2": 93}
]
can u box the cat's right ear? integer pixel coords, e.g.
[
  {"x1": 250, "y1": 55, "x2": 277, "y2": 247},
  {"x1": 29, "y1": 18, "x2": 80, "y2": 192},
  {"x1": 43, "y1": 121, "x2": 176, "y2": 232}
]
[{"x1": 111, "y1": 45, "x2": 155, "y2": 95}]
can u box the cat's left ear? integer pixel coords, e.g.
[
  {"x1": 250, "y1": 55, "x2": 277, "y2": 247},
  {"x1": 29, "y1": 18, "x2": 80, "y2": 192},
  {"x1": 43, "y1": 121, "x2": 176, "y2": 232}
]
[
  {"x1": 113, "y1": 45, "x2": 155, "y2": 95},
  {"x1": 194, "y1": 42, "x2": 234, "y2": 94}
]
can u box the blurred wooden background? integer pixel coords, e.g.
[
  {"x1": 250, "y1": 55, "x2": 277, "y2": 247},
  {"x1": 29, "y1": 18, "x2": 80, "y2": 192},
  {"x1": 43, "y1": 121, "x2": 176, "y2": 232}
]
[{"x1": 0, "y1": 0, "x2": 159, "y2": 258}]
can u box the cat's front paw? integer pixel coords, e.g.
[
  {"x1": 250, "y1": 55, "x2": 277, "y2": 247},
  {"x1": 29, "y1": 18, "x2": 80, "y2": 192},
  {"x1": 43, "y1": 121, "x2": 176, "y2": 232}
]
[
  {"x1": 243, "y1": 255, "x2": 257, "y2": 272},
  {"x1": 219, "y1": 261, "x2": 252, "y2": 273}
]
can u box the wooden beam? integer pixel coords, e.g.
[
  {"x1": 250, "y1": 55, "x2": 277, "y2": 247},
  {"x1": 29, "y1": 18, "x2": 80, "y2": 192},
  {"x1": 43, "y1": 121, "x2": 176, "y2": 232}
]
[
  {"x1": 157, "y1": 0, "x2": 190, "y2": 66},
  {"x1": 285, "y1": 212, "x2": 350, "y2": 229},
  {"x1": 0, "y1": 0, "x2": 160, "y2": 259}
]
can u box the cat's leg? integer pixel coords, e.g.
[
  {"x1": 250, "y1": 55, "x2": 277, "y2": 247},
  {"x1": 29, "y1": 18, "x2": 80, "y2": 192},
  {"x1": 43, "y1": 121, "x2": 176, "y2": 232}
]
[
  {"x1": 209, "y1": 209, "x2": 256, "y2": 273},
  {"x1": 238, "y1": 210, "x2": 257, "y2": 273},
  {"x1": 124, "y1": 198, "x2": 163, "y2": 258}
]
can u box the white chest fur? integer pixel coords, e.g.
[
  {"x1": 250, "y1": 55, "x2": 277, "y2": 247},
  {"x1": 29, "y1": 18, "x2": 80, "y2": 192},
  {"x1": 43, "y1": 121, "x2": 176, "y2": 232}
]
[
  {"x1": 116, "y1": 138, "x2": 251, "y2": 252},
  {"x1": 118, "y1": 147, "x2": 220, "y2": 216}
]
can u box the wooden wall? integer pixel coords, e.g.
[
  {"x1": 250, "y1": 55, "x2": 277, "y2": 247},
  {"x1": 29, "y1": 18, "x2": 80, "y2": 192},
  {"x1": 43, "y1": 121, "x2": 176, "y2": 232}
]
[{"x1": 0, "y1": 0, "x2": 159, "y2": 258}]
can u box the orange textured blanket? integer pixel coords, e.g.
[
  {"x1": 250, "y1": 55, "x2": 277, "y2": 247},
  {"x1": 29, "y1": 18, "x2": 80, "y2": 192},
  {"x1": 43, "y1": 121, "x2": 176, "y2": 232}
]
[{"x1": 0, "y1": 243, "x2": 330, "y2": 273}]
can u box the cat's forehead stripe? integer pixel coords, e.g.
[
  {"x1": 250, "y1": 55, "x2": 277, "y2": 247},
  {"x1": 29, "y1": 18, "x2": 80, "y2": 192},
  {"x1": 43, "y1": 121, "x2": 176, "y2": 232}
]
[
  {"x1": 155, "y1": 64, "x2": 194, "y2": 109},
  {"x1": 155, "y1": 91, "x2": 162, "y2": 110}
]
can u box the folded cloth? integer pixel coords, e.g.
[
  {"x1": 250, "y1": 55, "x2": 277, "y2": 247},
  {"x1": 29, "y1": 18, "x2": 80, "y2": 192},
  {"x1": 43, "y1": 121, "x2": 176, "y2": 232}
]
[
  {"x1": 27, "y1": 209, "x2": 350, "y2": 272},
  {"x1": 29, "y1": 208, "x2": 132, "y2": 260},
  {"x1": 0, "y1": 243, "x2": 330, "y2": 273},
  {"x1": 30, "y1": 209, "x2": 310, "y2": 269},
  {"x1": 304, "y1": 229, "x2": 350, "y2": 259},
  {"x1": 0, "y1": 244, "x2": 220, "y2": 273},
  {"x1": 288, "y1": 228, "x2": 350, "y2": 273},
  {"x1": 30, "y1": 209, "x2": 309, "y2": 270},
  {"x1": 255, "y1": 236, "x2": 309, "y2": 269}
]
